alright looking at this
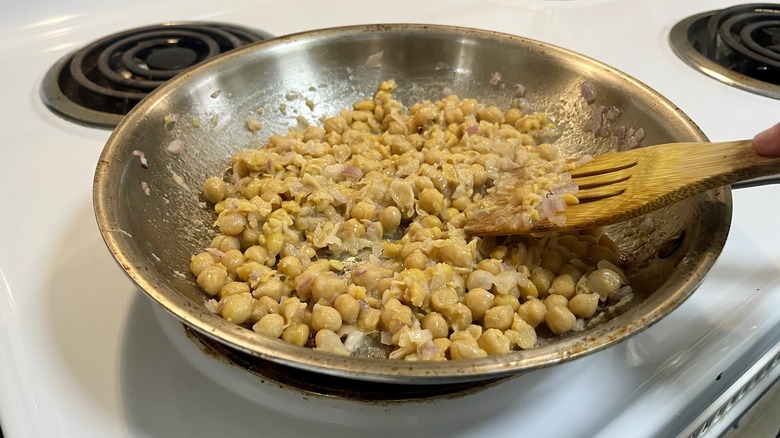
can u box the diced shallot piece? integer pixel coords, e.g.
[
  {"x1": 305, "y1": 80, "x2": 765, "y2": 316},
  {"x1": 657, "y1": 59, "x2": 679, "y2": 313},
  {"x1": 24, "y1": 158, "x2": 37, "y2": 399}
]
[
  {"x1": 581, "y1": 82, "x2": 597, "y2": 104},
  {"x1": 167, "y1": 139, "x2": 185, "y2": 154},
  {"x1": 204, "y1": 299, "x2": 221, "y2": 313},
  {"x1": 489, "y1": 71, "x2": 503, "y2": 85},
  {"x1": 206, "y1": 247, "x2": 225, "y2": 259},
  {"x1": 514, "y1": 83, "x2": 527, "y2": 97},
  {"x1": 132, "y1": 150, "x2": 149, "y2": 168},
  {"x1": 364, "y1": 50, "x2": 384, "y2": 69}
]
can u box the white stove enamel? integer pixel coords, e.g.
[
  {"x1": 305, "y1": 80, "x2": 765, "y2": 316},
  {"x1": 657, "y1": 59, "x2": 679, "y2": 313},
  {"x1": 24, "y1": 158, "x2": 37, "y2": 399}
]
[{"x1": 2, "y1": 1, "x2": 779, "y2": 437}]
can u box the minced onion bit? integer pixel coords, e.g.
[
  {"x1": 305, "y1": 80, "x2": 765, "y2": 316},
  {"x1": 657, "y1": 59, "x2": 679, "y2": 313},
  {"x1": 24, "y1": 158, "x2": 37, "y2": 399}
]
[
  {"x1": 190, "y1": 80, "x2": 631, "y2": 361},
  {"x1": 132, "y1": 150, "x2": 149, "y2": 169},
  {"x1": 167, "y1": 139, "x2": 185, "y2": 154}
]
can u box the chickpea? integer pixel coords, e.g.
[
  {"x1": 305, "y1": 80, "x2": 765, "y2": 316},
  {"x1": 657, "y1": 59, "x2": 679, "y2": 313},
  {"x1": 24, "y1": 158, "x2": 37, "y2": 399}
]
[
  {"x1": 203, "y1": 176, "x2": 226, "y2": 203},
  {"x1": 211, "y1": 235, "x2": 240, "y2": 252},
  {"x1": 311, "y1": 275, "x2": 348, "y2": 303},
  {"x1": 357, "y1": 306, "x2": 381, "y2": 331},
  {"x1": 197, "y1": 265, "x2": 228, "y2": 296},
  {"x1": 250, "y1": 295, "x2": 280, "y2": 323},
  {"x1": 559, "y1": 263, "x2": 583, "y2": 279},
  {"x1": 281, "y1": 323, "x2": 310, "y2": 346},
  {"x1": 549, "y1": 274, "x2": 576, "y2": 299},
  {"x1": 220, "y1": 249, "x2": 244, "y2": 278},
  {"x1": 440, "y1": 241, "x2": 472, "y2": 268},
  {"x1": 240, "y1": 227, "x2": 261, "y2": 248},
  {"x1": 404, "y1": 249, "x2": 428, "y2": 270},
  {"x1": 546, "y1": 306, "x2": 576, "y2": 335},
  {"x1": 244, "y1": 245, "x2": 270, "y2": 265},
  {"x1": 478, "y1": 329, "x2": 511, "y2": 355},
  {"x1": 444, "y1": 107, "x2": 464, "y2": 125},
  {"x1": 477, "y1": 105, "x2": 504, "y2": 124},
  {"x1": 380, "y1": 299, "x2": 414, "y2": 334},
  {"x1": 218, "y1": 212, "x2": 248, "y2": 236},
  {"x1": 274, "y1": 256, "x2": 302, "y2": 278},
  {"x1": 323, "y1": 116, "x2": 347, "y2": 134},
  {"x1": 412, "y1": 103, "x2": 438, "y2": 127},
  {"x1": 517, "y1": 299, "x2": 547, "y2": 328},
  {"x1": 441, "y1": 303, "x2": 473, "y2": 331},
  {"x1": 493, "y1": 294, "x2": 520, "y2": 311},
  {"x1": 333, "y1": 294, "x2": 360, "y2": 324},
  {"x1": 352, "y1": 265, "x2": 387, "y2": 289},
  {"x1": 421, "y1": 312, "x2": 450, "y2": 339},
  {"x1": 311, "y1": 303, "x2": 343, "y2": 332},
  {"x1": 586, "y1": 269, "x2": 623, "y2": 300},
  {"x1": 530, "y1": 268, "x2": 555, "y2": 297},
  {"x1": 517, "y1": 277, "x2": 539, "y2": 300},
  {"x1": 493, "y1": 271, "x2": 519, "y2": 296},
  {"x1": 351, "y1": 201, "x2": 376, "y2": 221},
  {"x1": 430, "y1": 287, "x2": 459, "y2": 312},
  {"x1": 464, "y1": 288, "x2": 494, "y2": 321},
  {"x1": 483, "y1": 305, "x2": 514, "y2": 331},
  {"x1": 459, "y1": 99, "x2": 478, "y2": 116},
  {"x1": 466, "y1": 269, "x2": 494, "y2": 291},
  {"x1": 509, "y1": 314, "x2": 537, "y2": 349},
  {"x1": 475, "y1": 259, "x2": 502, "y2": 275},
  {"x1": 253, "y1": 313, "x2": 285, "y2": 338},
  {"x1": 280, "y1": 297, "x2": 306, "y2": 324},
  {"x1": 253, "y1": 277, "x2": 285, "y2": 302},
  {"x1": 418, "y1": 188, "x2": 445, "y2": 215},
  {"x1": 537, "y1": 143, "x2": 558, "y2": 161},
  {"x1": 504, "y1": 107, "x2": 523, "y2": 126},
  {"x1": 220, "y1": 293, "x2": 254, "y2": 324},
  {"x1": 451, "y1": 196, "x2": 471, "y2": 211},
  {"x1": 540, "y1": 249, "x2": 564, "y2": 273},
  {"x1": 471, "y1": 163, "x2": 488, "y2": 188},
  {"x1": 419, "y1": 214, "x2": 442, "y2": 229},
  {"x1": 543, "y1": 294, "x2": 569, "y2": 311},
  {"x1": 219, "y1": 281, "x2": 250, "y2": 299},
  {"x1": 341, "y1": 218, "x2": 366, "y2": 240},
  {"x1": 569, "y1": 293, "x2": 600, "y2": 318},
  {"x1": 449, "y1": 336, "x2": 487, "y2": 360},
  {"x1": 190, "y1": 252, "x2": 216, "y2": 277}
]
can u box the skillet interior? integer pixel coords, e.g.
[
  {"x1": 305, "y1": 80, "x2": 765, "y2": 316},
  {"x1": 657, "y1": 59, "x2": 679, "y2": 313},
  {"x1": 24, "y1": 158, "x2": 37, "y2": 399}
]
[{"x1": 93, "y1": 24, "x2": 730, "y2": 384}]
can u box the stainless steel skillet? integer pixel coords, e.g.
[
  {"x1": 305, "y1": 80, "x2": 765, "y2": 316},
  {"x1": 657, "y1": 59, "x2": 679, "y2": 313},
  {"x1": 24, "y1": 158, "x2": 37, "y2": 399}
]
[{"x1": 94, "y1": 24, "x2": 728, "y2": 384}]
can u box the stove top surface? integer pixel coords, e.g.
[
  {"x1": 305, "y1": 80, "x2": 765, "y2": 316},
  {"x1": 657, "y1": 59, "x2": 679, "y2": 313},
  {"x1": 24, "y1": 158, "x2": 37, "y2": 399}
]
[{"x1": 2, "y1": 1, "x2": 780, "y2": 437}]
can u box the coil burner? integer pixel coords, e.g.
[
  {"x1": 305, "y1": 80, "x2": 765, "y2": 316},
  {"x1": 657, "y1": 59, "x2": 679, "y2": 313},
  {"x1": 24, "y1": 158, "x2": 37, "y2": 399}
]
[
  {"x1": 669, "y1": 3, "x2": 780, "y2": 99},
  {"x1": 41, "y1": 22, "x2": 273, "y2": 128}
]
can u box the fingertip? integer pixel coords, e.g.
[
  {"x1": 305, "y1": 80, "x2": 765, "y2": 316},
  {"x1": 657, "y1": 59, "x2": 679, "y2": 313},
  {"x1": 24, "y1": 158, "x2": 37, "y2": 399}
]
[{"x1": 753, "y1": 122, "x2": 780, "y2": 156}]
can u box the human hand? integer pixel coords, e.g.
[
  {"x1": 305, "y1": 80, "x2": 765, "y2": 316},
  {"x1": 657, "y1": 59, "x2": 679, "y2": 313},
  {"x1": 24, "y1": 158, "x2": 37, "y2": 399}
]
[{"x1": 753, "y1": 122, "x2": 780, "y2": 157}]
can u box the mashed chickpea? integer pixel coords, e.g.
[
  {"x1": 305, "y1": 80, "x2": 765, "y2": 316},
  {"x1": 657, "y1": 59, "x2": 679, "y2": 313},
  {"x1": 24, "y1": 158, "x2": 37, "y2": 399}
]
[{"x1": 192, "y1": 80, "x2": 631, "y2": 360}]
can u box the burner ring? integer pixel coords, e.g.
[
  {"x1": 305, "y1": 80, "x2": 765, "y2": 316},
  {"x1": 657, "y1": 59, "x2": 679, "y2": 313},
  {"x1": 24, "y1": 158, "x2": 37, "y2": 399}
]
[
  {"x1": 41, "y1": 22, "x2": 273, "y2": 128},
  {"x1": 69, "y1": 40, "x2": 148, "y2": 101},
  {"x1": 719, "y1": 13, "x2": 780, "y2": 71},
  {"x1": 98, "y1": 30, "x2": 222, "y2": 88},
  {"x1": 669, "y1": 4, "x2": 780, "y2": 99},
  {"x1": 740, "y1": 20, "x2": 780, "y2": 62}
]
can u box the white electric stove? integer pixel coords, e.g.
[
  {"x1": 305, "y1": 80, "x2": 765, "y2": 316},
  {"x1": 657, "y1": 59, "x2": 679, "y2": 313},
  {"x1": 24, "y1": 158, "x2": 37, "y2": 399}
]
[{"x1": 1, "y1": 1, "x2": 780, "y2": 437}]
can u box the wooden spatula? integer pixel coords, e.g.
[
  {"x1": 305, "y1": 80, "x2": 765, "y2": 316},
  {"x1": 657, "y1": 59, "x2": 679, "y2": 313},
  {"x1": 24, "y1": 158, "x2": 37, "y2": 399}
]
[{"x1": 464, "y1": 139, "x2": 780, "y2": 236}]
